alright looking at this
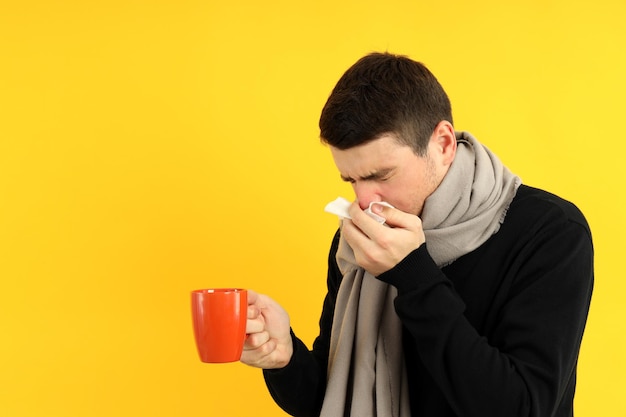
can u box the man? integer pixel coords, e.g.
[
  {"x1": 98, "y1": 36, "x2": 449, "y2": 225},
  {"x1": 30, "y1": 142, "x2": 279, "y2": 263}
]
[{"x1": 241, "y1": 52, "x2": 594, "y2": 417}]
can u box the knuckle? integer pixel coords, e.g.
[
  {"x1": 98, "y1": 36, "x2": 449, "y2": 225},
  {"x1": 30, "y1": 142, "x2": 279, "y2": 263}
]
[
  {"x1": 358, "y1": 249, "x2": 379, "y2": 269},
  {"x1": 377, "y1": 234, "x2": 393, "y2": 250},
  {"x1": 247, "y1": 305, "x2": 259, "y2": 319},
  {"x1": 258, "y1": 340, "x2": 275, "y2": 357},
  {"x1": 246, "y1": 332, "x2": 265, "y2": 348}
]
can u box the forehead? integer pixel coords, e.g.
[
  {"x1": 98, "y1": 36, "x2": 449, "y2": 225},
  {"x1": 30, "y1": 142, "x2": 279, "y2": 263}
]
[{"x1": 329, "y1": 135, "x2": 414, "y2": 175}]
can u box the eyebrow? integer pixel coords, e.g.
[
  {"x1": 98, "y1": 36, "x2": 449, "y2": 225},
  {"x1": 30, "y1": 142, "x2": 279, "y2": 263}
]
[{"x1": 340, "y1": 168, "x2": 394, "y2": 183}]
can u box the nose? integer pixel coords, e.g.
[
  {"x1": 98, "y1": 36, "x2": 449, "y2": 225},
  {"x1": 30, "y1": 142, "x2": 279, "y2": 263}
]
[{"x1": 352, "y1": 182, "x2": 382, "y2": 210}]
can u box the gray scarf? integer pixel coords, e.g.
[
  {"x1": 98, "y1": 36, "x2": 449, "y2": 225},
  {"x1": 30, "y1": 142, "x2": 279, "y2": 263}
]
[{"x1": 320, "y1": 131, "x2": 521, "y2": 417}]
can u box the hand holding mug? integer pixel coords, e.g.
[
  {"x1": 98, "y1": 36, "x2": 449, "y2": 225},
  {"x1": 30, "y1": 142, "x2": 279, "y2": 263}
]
[{"x1": 240, "y1": 290, "x2": 293, "y2": 369}]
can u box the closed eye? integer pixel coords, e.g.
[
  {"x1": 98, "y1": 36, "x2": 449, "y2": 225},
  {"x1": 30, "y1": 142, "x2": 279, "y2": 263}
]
[{"x1": 341, "y1": 168, "x2": 394, "y2": 183}]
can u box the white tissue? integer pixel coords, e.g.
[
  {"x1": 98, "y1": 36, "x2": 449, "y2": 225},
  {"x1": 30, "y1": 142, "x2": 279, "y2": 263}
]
[
  {"x1": 324, "y1": 197, "x2": 393, "y2": 224},
  {"x1": 324, "y1": 197, "x2": 352, "y2": 219}
]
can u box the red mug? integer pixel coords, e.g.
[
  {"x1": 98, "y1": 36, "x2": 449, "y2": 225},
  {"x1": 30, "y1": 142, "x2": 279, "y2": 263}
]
[{"x1": 191, "y1": 288, "x2": 248, "y2": 363}]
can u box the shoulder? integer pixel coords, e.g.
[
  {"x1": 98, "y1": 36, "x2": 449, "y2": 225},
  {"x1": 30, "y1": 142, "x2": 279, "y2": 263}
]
[{"x1": 505, "y1": 184, "x2": 591, "y2": 240}]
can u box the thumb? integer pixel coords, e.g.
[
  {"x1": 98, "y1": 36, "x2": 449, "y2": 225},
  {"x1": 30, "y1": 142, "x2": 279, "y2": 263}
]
[
  {"x1": 247, "y1": 289, "x2": 260, "y2": 306},
  {"x1": 369, "y1": 202, "x2": 405, "y2": 227}
]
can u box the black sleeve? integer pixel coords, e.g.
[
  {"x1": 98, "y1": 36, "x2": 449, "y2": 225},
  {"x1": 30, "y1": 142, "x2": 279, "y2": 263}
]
[
  {"x1": 262, "y1": 230, "x2": 342, "y2": 417},
  {"x1": 377, "y1": 213, "x2": 594, "y2": 416}
]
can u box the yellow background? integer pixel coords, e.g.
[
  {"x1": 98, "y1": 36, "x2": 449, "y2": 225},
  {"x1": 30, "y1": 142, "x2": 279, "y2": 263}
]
[{"x1": 1, "y1": 1, "x2": 624, "y2": 416}]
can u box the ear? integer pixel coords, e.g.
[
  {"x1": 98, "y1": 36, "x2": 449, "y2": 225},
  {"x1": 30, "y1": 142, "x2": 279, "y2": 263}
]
[{"x1": 429, "y1": 120, "x2": 456, "y2": 166}]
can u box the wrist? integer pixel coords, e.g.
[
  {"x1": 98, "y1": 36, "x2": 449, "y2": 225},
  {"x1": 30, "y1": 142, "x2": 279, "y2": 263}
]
[{"x1": 377, "y1": 243, "x2": 438, "y2": 291}]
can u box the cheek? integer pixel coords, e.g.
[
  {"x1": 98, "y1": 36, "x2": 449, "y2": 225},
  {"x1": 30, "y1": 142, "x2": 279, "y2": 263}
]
[
  {"x1": 384, "y1": 178, "x2": 428, "y2": 215},
  {"x1": 379, "y1": 185, "x2": 410, "y2": 211}
]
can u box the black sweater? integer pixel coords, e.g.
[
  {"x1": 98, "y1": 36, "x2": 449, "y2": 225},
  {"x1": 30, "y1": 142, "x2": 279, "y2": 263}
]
[{"x1": 264, "y1": 185, "x2": 594, "y2": 417}]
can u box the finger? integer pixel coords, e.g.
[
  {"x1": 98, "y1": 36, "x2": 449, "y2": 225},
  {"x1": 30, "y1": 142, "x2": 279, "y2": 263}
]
[
  {"x1": 240, "y1": 338, "x2": 277, "y2": 367},
  {"x1": 243, "y1": 331, "x2": 270, "y2": 350},
  {"x1": 367, "y1": 204, "x2": 397, "y2": 226},
  {"x1": 341, "y1": 219, "x2": 369, "y2": 246},
  {"x1": 347, "y1": 204, "x2": 383, "y2": 239},
  {"x1": 246, "y1": 316, "x2": 265, "y2": 334},
  {"x1": 342, "y1": 219, "x2": 380, "y2": 259},
  {"x1": 369, "y1": 204, "x2": 421, "y2": 234},
  {"x1": 247, "y1": 289, "x2": 259, "y2": 305},
  {"x1": 247, "y1": 304, "x2": 261, "y2": 319}
]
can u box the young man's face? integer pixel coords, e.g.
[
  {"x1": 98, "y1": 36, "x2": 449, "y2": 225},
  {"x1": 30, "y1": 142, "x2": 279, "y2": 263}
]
[{"x1": 329, "y1": 133, "x2": 447, "y2": 217}]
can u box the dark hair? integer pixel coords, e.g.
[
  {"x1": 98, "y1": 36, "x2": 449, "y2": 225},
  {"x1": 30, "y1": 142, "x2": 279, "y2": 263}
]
[{"x1": 319, "y1": 52, "x2": 453, "y2": 155}]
